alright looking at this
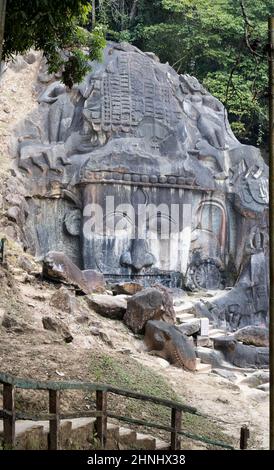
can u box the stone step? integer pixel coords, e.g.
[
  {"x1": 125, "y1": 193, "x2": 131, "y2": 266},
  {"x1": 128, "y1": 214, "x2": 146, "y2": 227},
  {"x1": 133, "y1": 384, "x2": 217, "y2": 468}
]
[
  {"x1": 176, "y1": 313, "x2": 196, "y2": 323},
  {"x1": 195, "y1": 362, "x2": 212, "y2": 374},
  {"x1": 70, "y1": 417, "x2": 96, "y2": 430},
  {"x1": 118, "y1": 427, "x2": 137, "y2": 446},
  {"x1": 174, "y1": 303, "x2": 194, "y2": 314},
  {"x1": 0, "y1": 417, "x2": 168, "y2": 450},
  {"x1": 155, "y1": 438, "x2": 170, "y2": 450},
  {"x1": 196, "y1": 335, "x2": 212, "y2": 347},
  {"x1": 208, "y1": 329, "x2": 227, "y2": 338},
  {"x1": 135, "y1": 433, "x2": 156, "y2": 450}
]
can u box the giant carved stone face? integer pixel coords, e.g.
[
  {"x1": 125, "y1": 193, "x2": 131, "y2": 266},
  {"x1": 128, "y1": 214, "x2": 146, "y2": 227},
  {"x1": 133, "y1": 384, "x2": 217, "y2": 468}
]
[{"x1": 81, "y1": 182, "x2": 192, "y2": 286}]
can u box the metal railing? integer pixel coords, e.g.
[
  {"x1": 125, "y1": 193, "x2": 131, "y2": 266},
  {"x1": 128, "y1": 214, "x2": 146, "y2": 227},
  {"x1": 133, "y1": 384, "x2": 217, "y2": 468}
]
[{"x1": 0, "y1": 372, "x2": 248, "y2": 450}]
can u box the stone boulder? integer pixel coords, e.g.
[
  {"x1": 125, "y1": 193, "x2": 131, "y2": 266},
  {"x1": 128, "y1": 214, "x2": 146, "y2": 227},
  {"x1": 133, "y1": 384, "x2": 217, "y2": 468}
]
[
  {"x1": 1, "y1": 312, "x2": 32, "y2": 334},
  {"x1": 212, "y1": 369, "x2": 237, "y2": 382},
  {"x1": 86, "y1": 294, "x2": 127, "y2": 320},
  {"x1": 234, "y1": 326, "x2": 269, "y2": 347},
  {"x1": 144, "y1": 320, "x2": 197, "y2": 371},
  {"x1": 17, "y1": 255, "x2": 36, "y2": 274},
  {"x1": 239, "y1": 370, "x2": 269, "y2": 388},
  {"x1": 49, "y1": 287, "x2": 78, "y2": 314},
  {"x1": 213, "y1": 336, "x2": 269, "y2": 368},
  {"x1": 42, "y1": 316, "x2": 73, "y2": 343},
  {"x1": 178, "y1": 319, "x2": 201, "y2": 336},
  {"x1": 152, "y1": 284, "x2": 176, "y2": 321},
  {"x1": 257, "y1": 383, "x2": 269, "y2": 392},
  {"x1": 43, "y1": 252, "x2": 105, "y2": 294},
  {"x1": 111, "y1": 282, "x2": 143, "y2": 296},
  {"x1": 196, "y1": 346, "x2": 225, "y2": 368},
  {"x1": 124, "y1": 287, "x2": 175, "y2": 334}
]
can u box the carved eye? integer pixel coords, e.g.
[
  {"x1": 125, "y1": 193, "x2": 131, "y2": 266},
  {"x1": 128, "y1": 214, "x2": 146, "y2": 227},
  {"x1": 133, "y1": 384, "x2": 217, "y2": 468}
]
[
  {"x1": 147, "y1": 212, "x2": 177, "y2": 237},
  {"x1": 103, "y1": 211, "x2": 134, "y2": 236}
]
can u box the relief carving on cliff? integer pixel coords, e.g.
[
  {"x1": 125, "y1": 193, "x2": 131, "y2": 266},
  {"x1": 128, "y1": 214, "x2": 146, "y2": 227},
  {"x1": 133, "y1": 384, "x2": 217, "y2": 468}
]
[{"x1": 13, "y1": 42, "x2": 269, "y2": 329}]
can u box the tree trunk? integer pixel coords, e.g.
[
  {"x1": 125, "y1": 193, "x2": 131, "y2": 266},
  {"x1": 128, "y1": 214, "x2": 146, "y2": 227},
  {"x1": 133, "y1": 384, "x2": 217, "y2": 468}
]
[
  {"x1": 121, "y1": 0, "x2": 125, "y2": 31},
  {"x1": 0, "y1": 0, "x2": 7, "y2": 66},
  {"x1": 130, "y1": 0, "x2": 139, "y2": 24},
  {"x1": 92, "y1": 0, "x2": 96, "y2": 29}
]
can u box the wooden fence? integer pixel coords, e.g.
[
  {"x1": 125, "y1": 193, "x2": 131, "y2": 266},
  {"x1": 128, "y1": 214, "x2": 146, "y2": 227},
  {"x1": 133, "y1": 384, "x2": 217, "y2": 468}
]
[{"x1": 0, "y1": 372, "x2": 249, "y2": 450}]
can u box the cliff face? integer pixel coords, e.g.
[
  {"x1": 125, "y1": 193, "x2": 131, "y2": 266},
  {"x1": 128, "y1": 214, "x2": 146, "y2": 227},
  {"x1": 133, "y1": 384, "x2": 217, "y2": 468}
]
[
  {"x1": 0, "y1": 42, "x2": 269, "y2": 331},
  {"x1": 0, "y1": 46, "x2": 269, "y2": 449},
  {"x1": 0, "y1": 51, "x2": 41, "y2": 245}
]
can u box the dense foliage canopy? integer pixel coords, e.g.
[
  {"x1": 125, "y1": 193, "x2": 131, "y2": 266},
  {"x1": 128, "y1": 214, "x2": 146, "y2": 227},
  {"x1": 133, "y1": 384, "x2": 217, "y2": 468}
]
[
  {"x1": 1, "y1": 0, "x2": 106, "y2": 87},
  {"x1": 96, "y1": 0, "x2": 273, "y2": 149},
  {"x1": 1, "y1": 0, "x2": 273, "y2": 148}
]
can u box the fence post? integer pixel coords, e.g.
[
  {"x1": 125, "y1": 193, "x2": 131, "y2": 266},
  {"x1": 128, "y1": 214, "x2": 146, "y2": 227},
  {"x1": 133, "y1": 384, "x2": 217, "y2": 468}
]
[
  {"x1": 170, "y1": 407, "x2": 182, "y2": 450},
  {"x1": 95, "y1": 390, "x2": 107, "y2": 448},
  {"x1": 3, "y1": 383, "x2": 16, "y2": 449},
  {"x1": 240, "y1": 425, "x2": 250, "y2": 450},
  {"x1": 48, "y1": 390, "x2": 60, "y2": 450}
]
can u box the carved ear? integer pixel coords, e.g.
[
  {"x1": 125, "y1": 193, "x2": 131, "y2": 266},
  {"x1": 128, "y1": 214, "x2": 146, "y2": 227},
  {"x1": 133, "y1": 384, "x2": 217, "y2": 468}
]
[{"x1": 64, "y1": 209, "x2": 82, "y2": 236}]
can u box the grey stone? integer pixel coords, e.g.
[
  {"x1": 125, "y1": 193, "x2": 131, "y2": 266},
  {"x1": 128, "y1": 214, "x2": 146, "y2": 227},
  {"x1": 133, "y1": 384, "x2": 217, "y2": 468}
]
[
  {"x1": 42, "y1": 316, "x2": 73, "y2": 343},
  {"x1": 213, "y1": 336, "x2": 269, "y2": 368},
  {"x1": 124, "y1": 288, "x2": 175, "y2": 334},
  {"x1": 43, "y1": 252, "x2": 106, "y2": 294},
  {"x1": 111, "y1": 282, "x2": 143, "y2": 296},
  {"x1": 196, "y1": 346, "x2": 225, "y2": 368},
  {"x1": 7, "y1": 206, "x2": 21, "y2": 223},
  {"x1": 257, "y1": 383, "x2": 269, "y2": 392},
  {"x1": 11, "y1": 42, "x2": 269, "y2": 346},
  {"x1": 86, "y1": 294, "x2": 127, "y2": 320},
  {"x1": 17, "y1": 255, "x2": 35, "y2": 274},
  {"x1": 23, "y1": 51, "x2": 38, "y2": 64},
  {"x1": 1, "y1": 313, "x2": 31, "y2": 333},
  {"x1": 144, "y1": 320, "x2": 197, "y2": 371},
  {"x1": 178, "y1": 319, "x2": 201, "y2": 336},
  {"x1": 49, "y1": 287, "x2": 78, "y2": 314},
  {"x1": 240, "y1": 370, "x2": 269, "y2": 388},
  {"x1": 234, "y1": 326, "x2": 269, "y2": 347},
  {"x1": 212, "y1": 369, "x2": 237, "y2": 381},
  {"x1": 76, "y1": 313, "x2": 90, "y2": 324}
]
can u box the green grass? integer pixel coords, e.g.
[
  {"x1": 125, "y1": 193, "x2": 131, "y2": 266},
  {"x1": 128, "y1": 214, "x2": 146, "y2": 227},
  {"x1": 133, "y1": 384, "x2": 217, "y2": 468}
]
[{"x1": 88, "y1": 351, "x2": 236, "y2": 450}]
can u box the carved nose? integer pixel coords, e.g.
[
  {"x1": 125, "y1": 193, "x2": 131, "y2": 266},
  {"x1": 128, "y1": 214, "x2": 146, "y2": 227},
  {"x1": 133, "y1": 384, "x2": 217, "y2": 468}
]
[{"x1": 120, "y1": 240, "x2": 155, "y2": 272}]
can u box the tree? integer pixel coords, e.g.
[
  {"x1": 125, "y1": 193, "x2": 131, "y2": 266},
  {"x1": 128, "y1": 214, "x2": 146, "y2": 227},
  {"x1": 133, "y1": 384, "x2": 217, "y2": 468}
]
[
  {"x1": 97, "y1": 0, "x2": 272, "y2": 149},
  {"x1": 0, "y1": 0, "x2": 6, "y2": 67},
  {"x1": 1, "y1": 0, "x2": 106, "y2": 86}
]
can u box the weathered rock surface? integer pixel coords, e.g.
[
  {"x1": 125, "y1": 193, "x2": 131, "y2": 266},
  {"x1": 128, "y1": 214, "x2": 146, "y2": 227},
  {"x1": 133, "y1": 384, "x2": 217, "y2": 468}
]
[
  {"x1": 43, "y1": 252, "x2": 105, "y2": 294},
  {"x1": 178, "y1": 319, "x2": 201, "y2": 336},
  {"x1": 1, "y1": 312, "x2": 32, "y2": 333},
  {"x1": 144, "y1": 320, "x2": 197, "y2": 371},
  {"x1": 111, "y1": 282, "x2": 143, "y2": 296},
  {"x1": 196, "y1": 346, "x2": 225, "y2": 368},
  {"x1": 239, "y1": 370, "x2": 269, "y2": 388},
  {"x1": 234, "y1": 326, "x2": 269, "y2": 347},
  {"x1": 257, "y1": 383, "x2": 269, "y2": 392},
  {"x1": 86, "y1": 294, "x2": 127, "y2": 320},
  {"x1": 124, "y1": 288, "x2": 175, "y2": 334},
  {"x1": 17, "y1": 255, "x2": 35, "y2": 274},
  {"x1": 153, "y1": 284, "x2": 176, "y2": 322},
  {"x1": 212, "y1": 369, "x2": 237, "y2": 382},
  {"x1": 49, "y1": 287, "x2": 78, "y2": 314},
  {"x1": 42, "y1": 316, "x2": 73, "y2": 343},
  {"x1": 213, "y1": 336, "x2": 269, "y2": 368}
]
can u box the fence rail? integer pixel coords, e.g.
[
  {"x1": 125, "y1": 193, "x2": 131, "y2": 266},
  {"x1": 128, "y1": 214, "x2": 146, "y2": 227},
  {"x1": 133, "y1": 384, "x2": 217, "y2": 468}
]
[{"x1": 0, "y1": 372, "x2": 248, "y2": 450}]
